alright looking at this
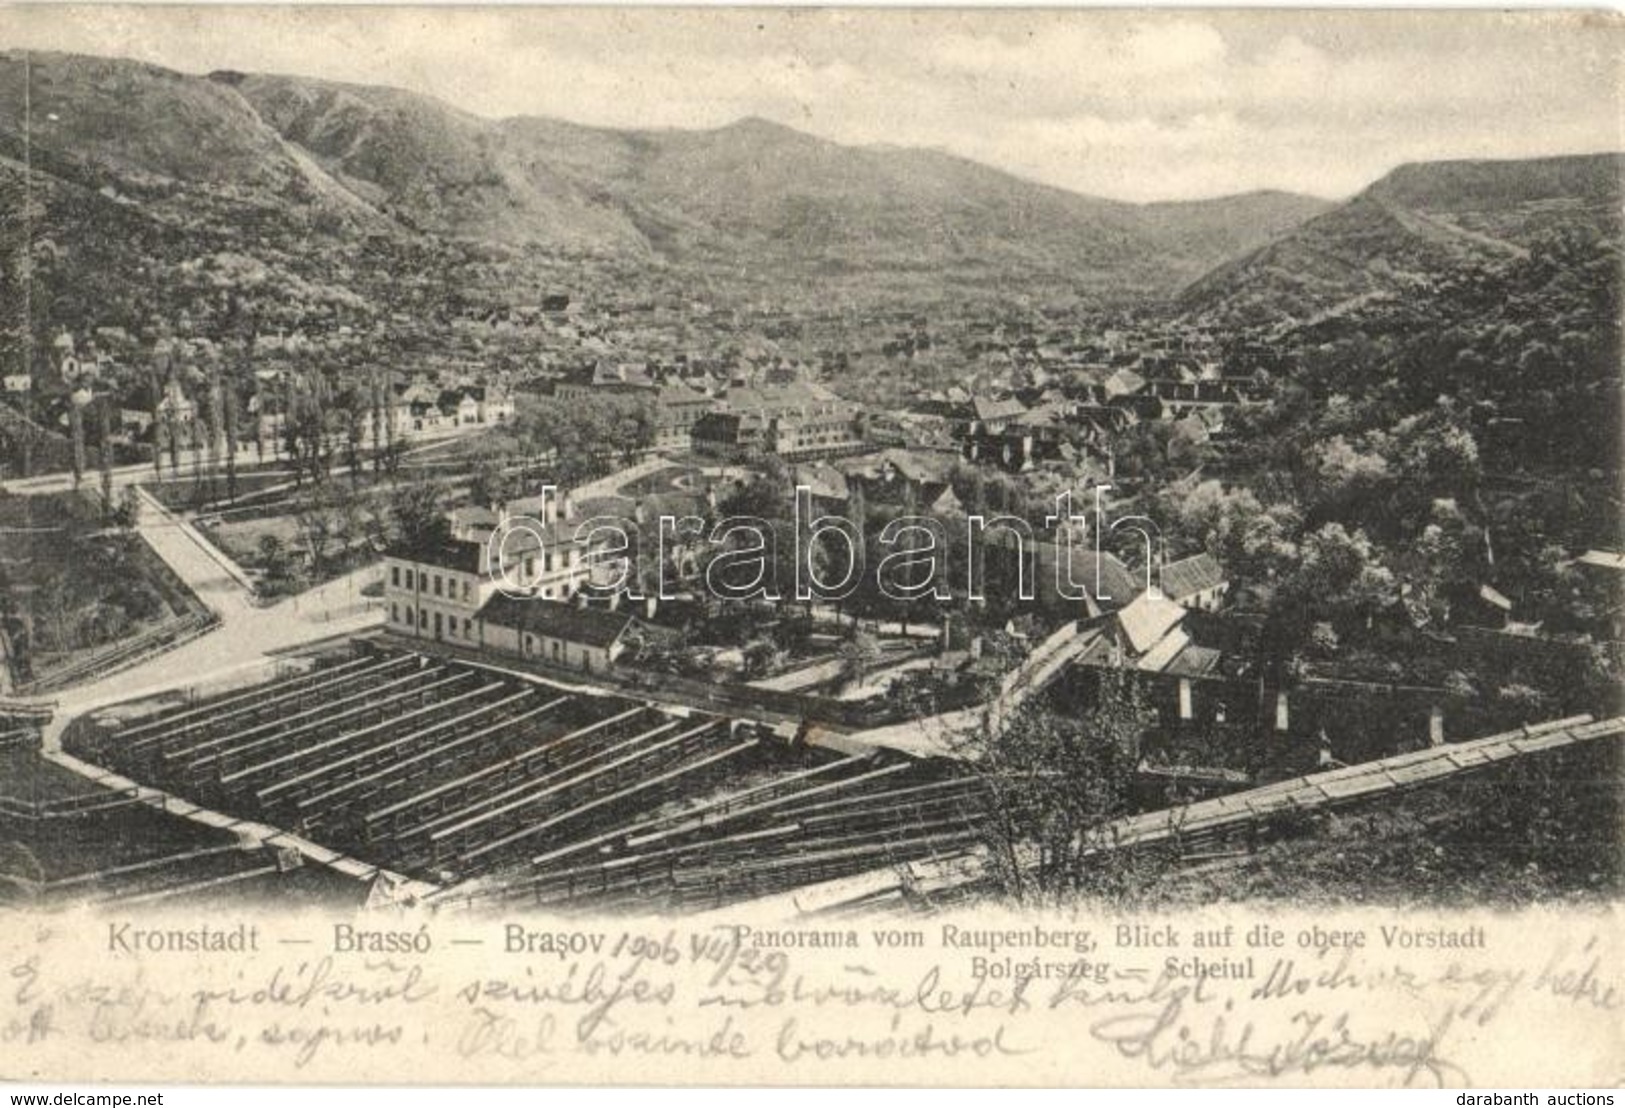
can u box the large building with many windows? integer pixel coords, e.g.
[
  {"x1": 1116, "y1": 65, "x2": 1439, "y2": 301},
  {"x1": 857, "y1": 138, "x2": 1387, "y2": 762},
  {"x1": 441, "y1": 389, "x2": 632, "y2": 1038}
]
[
  {"x1": 692, "y1": 383, "x2": 867, "y2": 460},
  {"x1": 382, "y1": 492, "x2": 604, "y2": 646}
]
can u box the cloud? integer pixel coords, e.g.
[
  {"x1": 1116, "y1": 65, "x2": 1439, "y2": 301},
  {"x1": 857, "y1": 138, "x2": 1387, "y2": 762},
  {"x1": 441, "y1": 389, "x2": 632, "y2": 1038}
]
[{"x1": 2, "y1": 7, "x2": 1619, "y2": 201}]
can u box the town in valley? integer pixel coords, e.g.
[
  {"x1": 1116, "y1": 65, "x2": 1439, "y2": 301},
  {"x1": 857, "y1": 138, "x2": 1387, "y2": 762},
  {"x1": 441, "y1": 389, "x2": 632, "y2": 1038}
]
[{"x1": 0, "y1": 16, "x2": 1620, "y2": 915}]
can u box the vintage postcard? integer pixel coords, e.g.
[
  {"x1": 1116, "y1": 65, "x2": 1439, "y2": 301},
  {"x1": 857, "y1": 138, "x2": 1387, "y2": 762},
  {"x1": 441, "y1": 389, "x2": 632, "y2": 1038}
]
[{"x1": 0, "y1": 5, "x2": 1621, "y2": 1089}]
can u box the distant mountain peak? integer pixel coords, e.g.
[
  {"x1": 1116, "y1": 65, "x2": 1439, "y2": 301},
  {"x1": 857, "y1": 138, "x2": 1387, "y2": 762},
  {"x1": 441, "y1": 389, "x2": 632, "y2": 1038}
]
[
  {"x1": 708, "y1": 115, "x2": 820, "y2": 144},
  {"x1": 1180, "y1": 151, "x2": 1623, "y2": 324},
  {"x1": 722, "y1": 114, "x2": 795, "y2": 132},
  {"x1": 0, "y1": 47, "x2": 1351, "y2": 306},
  {"x1": 1362, "y1": 151, "x2": 1624, "y2": 210}
]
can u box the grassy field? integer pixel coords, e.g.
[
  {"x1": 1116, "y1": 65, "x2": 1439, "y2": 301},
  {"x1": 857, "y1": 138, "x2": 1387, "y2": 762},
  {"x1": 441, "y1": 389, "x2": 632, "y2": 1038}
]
[
  {"x1": 618, "y1": 464, "x2": 702, "y2": 497},
  {"x1": 207, "y1": 512, "x2": 302, "y2": 565},
  {"x1": 1080, "y1": 742, "x2": 1622, "y2": 910},
  {"x1": 196, "y1": 479, "x2": 392, "y2": 597},
  {"x1": 0, "y1": 748, "x2": 367, "y2": 908},
  {"x1": 0, "y1": 748, "x2": 100, "y2": 805},
  {"x1": 0, "y1": 492, "x2": 208, "y2": 690},
  {"x1": 141, "y1": 465, "x2": 301, "y2": 512},
  {"x1": 0, "y1": 749, "x2": 230, "y2": 880}
]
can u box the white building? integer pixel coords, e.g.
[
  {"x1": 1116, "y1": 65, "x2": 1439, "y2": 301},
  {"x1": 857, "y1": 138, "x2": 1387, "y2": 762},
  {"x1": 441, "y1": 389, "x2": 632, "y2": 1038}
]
[
  {"x1": 383, "y1": 491, "x2": 606, "y2": 645},
  {"x1": 476, "y1": 595, "x2": 633, "y2": 673}
]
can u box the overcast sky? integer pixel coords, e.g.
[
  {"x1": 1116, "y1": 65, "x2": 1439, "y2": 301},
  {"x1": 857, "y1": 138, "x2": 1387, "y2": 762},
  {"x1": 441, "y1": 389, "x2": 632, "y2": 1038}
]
[{"x1": 3, "y1": 7, "x2": 1621, "y2": 202}]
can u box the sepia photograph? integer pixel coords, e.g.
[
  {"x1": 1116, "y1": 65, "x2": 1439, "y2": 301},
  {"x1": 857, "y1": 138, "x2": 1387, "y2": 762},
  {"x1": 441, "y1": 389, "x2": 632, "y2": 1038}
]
[{"x1": 0, "y1": 5, "x2": 1620, "y2": 1090}]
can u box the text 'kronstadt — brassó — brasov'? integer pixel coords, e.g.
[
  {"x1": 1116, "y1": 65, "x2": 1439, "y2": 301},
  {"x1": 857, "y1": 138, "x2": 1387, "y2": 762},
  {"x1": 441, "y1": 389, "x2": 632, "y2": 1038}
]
[{"x1": 483, "y1": 484, "x2": 1162, "y2": 605}]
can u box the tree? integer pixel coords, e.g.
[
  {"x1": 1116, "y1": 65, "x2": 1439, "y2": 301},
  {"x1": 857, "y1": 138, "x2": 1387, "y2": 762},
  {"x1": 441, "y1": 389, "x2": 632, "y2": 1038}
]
[
  {"x1": 1283, "y1": 522, "x2": 1397, "y2": 629},
  {"x1": 96, "y1": 401, "x2": 114, "y2": 520},
  {"x1": 1309, "y1": 621, "x2": 1340, "y2": 657},
  {"x1": 307, "y1": 370, "x2": 332, "y2": 485},
  {"x1": 958, "y1": 672, "x2": 1147, "y2": 898},
  {"x1": 338, "y1": 388, "x2": 366, "y2": 484},
  {"x1": 1397, "y1": 417, "x2": 1480, "y2": 494},
  {"x1": 257, "y1": 533, "x2": 293, "y2": 589},
  {"x1": 379, "y1": 368, "x2": 397, "y2": 472},
  {"x1": 469, "y1": 453, "x2": 516, "y2": 509},
  {"x1": 204, "y1": 363, "x2": 225, "y2": 504},
  {"x1": 148, "y1": 361, "x2": 164, "y2": 479},
  {"x1": 837, "y1": 630, "x2": 882, "y2": 689},
  {"x1": 115, "y1": 485, "x2": 141, "y2": 530},
  {"x1": 368, "y1": 369, "x2": 385, "y2": 476},
  {"x1": 283, "y1": 372, "x2": 304, "y2": 487},
  {"x1": 67, "y1": 395, "x2": 85, "y2": 489},
  {"x1": 187, "y1": 400, "x2": 206, "y2": 502},
  {"x1": 291, "y1": 487, "x2": 349, "y2": 578},
  {"x1": 1156, "y1": 479, "x2": 1302, "y2": 585},
  {"x1": 741, "y1": 637, "x2": 783, "y2": 680},
  {"x1": 388, "y1": 479, "x2": 449, "y2": 548},
  {"x1": 515, "y1": 393, "x2": 656, "y2": 489},
  {"x1": 222, "y1": 373, "x2": 239, "y2": 503},
  {"x1": 1311, "y1": 434, "x2": 1392, "y2": 518},
  {"x1": 165, "y1": 381, "x2": 182, "y2": 478},
  {"x1": 381, "y1": 431, "x2": 409, "y2": 477},
  {"x1": 34, "y1": 575, "x2": 79, "y2": 653},
  {"x1": 616, "y1": 397, "x2": 658, "y2": 465},
  {"x1": 286, "y1": 370, "x2": 334, "y2": 487}
]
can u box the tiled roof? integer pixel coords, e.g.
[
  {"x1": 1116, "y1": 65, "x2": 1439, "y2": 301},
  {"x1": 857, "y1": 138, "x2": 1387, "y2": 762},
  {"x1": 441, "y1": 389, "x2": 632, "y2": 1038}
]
[
  {"x1": 1160, "y1": 553, "x2": 1227, "y2": 601},
  {"x1": 1019, "y1": 402, "x2": 1069, "y2": 427},
  {"x1": 971, "y1": 396, "x2": 1028, "y2": 422},
  {"x1": 723, "y1": 383, "x2": 846, "y2": 415},
  {"x1": 981, "y1": 535, "x2": 1146, "y2": 608},
  {"x1": 1116, "y1": 592, "x2": 1187, "y2": 655},
  {"x1": 656, "y1": 382, "x2": 713, "y2": 407},
  {"x1": 1075, "y1": 630, "x2": 1118, "y2": 667},
  {"x1": 388, "y1": 539, "x2": 484, "y2": 575},
  {"x1": 1577, "y1": 550, "x2": 1625, "y2": 572},
  {"x1": 1066, "y1": 550, "x2": 1144, "y2": 607},
  {"x1": 876, "y1": 448, "x2": 957, "y2": 485},
  {"x1": 1104, "y1": 368, "x2": 1146, "y2": 397},
  {"x1": 592, "y1": 362, "x2": 657, "y2": 389},
  {"x1": 450, "y1": 505, "x2": 500, "y2": 529},
  {"x1": 476, "y1": 596, "x2": 633, "y2": 648},
  {"x1": 793, "y1": 462, "x2": 850, "y2": 502},
  {"x1": 1136, "y1": 627, "x2": 1191, "y2": 672},
  {"x1": 1161, "y1": 643, "x2": 1224, "y2": 679}
]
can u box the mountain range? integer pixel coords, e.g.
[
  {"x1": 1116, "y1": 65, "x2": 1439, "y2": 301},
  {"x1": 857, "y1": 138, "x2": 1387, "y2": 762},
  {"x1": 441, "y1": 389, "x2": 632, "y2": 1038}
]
[
  {"x1": 1, "y1": 48, "x2": 1620, "y2": 320},
  {"x1": 1181, "y1": 152, "x2": 1624, "y2": 324},
  {"x1": 1, "y1": 50, "x2": 1331, "y2": 305}
]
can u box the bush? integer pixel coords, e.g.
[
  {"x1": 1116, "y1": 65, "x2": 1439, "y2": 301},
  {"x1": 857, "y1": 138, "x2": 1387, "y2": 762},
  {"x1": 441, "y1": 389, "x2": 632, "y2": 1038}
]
[{"x1": 1309, "y1": 621, "x2": 1340, "y2": 657}]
